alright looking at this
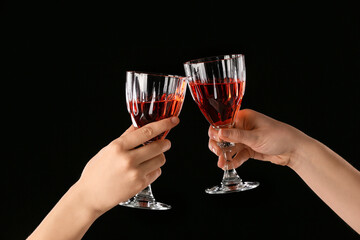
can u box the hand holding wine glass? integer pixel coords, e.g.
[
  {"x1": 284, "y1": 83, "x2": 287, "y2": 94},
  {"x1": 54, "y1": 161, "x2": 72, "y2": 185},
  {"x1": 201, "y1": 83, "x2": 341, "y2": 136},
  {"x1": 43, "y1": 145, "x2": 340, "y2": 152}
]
[
  {"x1": 78, "y1": 118, "x2": 181, "y2": 213},
  {"x1": 27, "y1": 118, "x2": 180, "y2": 240},
  {"x1": 184, "y1": 54, "x2": 259, "y2": 194},
  {"x1": 208, "y1": 108, "x2": 360, "y2": 234},
  {"x1": 208, "y1": 109, "x2": 307, "y2": 169},
  {"x1": 120, "y1": 71, "x2": 187, "y2": 210}
]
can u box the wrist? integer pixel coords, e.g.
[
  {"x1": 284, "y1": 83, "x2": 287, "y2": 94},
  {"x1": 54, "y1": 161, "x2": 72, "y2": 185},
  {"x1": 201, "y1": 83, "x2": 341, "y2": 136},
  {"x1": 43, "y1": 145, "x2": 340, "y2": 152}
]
[
  {"x1": 27, "y1": 182, "x2": 103, "y2": 240},
  {"x1": 68, "y1": 182, "x2": 104, "y2": 221},
  {"x1": 287, "y1": 131, "x2": 318, "y2": 172}
]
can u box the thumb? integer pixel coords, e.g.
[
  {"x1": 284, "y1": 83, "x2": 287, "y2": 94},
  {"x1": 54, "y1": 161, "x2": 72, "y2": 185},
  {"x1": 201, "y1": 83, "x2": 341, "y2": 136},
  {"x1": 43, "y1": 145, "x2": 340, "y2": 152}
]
[{"x1": 219, "y1": 128, "x2": 259, "y2": 148}]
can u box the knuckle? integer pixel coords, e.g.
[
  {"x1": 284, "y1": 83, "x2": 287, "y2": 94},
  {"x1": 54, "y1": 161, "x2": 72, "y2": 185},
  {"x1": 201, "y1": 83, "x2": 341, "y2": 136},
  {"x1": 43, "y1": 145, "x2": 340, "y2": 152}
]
[
  {"x1": 140, "y1": 126, "x2": 154, "y2": 138},
  {"x1": 109, "y1": 139, "x2": 125, "y2": 153},
  {"x1": 147, "y1": 168, "x2": 161, "y2": 185},
  {"x1": 128, "y1": 169, "x2": 142, "y2": 182},
  {"x1": 153, "y1": 140, "x2": 170, "y2": 152},
  {"x1": 210, "y1": 127, "x2": 219, "y2": 137},
  {"x1": 159, "y1": 118, "x2": 174, "y2": 131},
  {"x1": 208, "y1": 128, "x2": 215, "y2": 138},
  {"x1": 242, "y1": 108, "x2": 251, "y2": 114},
  {"x1": 242, "y1": 108, "x2": 254, "y2": 117},
  {"x1": 208, "y1": 140, "x2": 214, "y2": 149},
  {"x1": 117, "y1": 151, "x2": 136, "y2": 170},
  {"x1": 163, "y1": 118, "x2": 173, "y2": 126},
  {"x1": 208, "y1": 141, "x2": 218, "y2": 155},
  {"x1": 120, "y1": 155, "x2": 133, "y2": 170}
]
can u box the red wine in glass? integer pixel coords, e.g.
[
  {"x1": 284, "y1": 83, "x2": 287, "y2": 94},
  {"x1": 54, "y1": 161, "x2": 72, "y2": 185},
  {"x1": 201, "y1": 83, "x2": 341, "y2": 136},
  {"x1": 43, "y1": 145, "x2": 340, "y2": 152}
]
[
  {"x1": 188, "y1": 80, "x2": 244, "y2": 128},
  {"x1": 120, "y1": 71, "x2": 187, "y2": 210},
  {"x1": 128, "y1": 97, "x2": 184, "y2": 142},
  {"x1": 184, "y1": 54, "x2": 259, "y2": 194}
]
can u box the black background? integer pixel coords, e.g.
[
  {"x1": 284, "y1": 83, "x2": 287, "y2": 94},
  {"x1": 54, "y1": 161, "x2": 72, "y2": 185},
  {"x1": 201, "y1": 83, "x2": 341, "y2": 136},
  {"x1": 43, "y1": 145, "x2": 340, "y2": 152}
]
[{"x1": 2, "y1": 1, "x2": 359, "y2": 239}]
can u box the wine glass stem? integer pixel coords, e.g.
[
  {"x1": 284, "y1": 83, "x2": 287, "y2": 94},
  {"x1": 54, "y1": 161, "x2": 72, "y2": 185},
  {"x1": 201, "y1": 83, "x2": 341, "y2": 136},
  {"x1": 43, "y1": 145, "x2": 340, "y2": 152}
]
[
  {"x1": 218, "y1": 141, "x2": 243, "y2": 186},
  {"x1": 133, "y1": 141, "x2": 157, "y2": 202}
]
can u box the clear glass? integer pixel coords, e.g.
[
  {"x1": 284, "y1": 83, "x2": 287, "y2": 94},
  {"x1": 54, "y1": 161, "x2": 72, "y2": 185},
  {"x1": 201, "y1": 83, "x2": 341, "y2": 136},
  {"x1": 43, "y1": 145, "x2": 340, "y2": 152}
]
[
  {"x1": 184, "y1": 54, "x2": 259, "y2": 194},
  {"x1": 120, "y1": 71, "x2": 187, "y2": 209}
]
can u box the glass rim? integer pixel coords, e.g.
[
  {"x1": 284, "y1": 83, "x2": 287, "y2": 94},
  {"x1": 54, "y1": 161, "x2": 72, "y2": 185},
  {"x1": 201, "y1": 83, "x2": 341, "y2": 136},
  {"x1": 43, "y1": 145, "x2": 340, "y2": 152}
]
[
  {"x1": 126, "y1": 71, "x2": 186, "y2": 80},
  {"x1": 184, "y1": 54, "x2": 244, "y2": 65}
]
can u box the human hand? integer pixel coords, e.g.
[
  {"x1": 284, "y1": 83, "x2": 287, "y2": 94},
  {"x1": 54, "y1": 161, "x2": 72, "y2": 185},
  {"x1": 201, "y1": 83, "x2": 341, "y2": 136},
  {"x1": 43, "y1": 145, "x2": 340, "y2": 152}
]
[
  {"x1": 73, "y1": 117, "x2": 180, "y2": 216},
  {"x1": 208, "y1": 109, "x2": 310, "y2": 169}
]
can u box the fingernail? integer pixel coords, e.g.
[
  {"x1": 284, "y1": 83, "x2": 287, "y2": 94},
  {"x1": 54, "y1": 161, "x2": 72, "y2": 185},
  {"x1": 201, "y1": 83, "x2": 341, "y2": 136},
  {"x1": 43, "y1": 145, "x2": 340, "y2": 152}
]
[
  {"x1": 163, "y1": 141, "x2": 171, "y2": 151},
  {"x1": 212, "y1": 147, "x2": 218, "y2": 155},
  {"x1": 171, "y1": 117, "x2": 180, "y2": 124}
]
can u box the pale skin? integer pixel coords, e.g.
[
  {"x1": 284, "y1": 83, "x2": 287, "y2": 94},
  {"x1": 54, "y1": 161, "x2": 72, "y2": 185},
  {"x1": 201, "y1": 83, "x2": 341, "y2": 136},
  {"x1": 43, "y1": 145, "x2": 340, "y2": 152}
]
[
  {"x1": 208, "y1": 109, "x2": 360, "y2": 234},
  {"x1": 27, "y1": 117, "x2": 180, "y2": 240},
  {"x1": 26, "y1": 110, "x2": 360, "y2": 238}
]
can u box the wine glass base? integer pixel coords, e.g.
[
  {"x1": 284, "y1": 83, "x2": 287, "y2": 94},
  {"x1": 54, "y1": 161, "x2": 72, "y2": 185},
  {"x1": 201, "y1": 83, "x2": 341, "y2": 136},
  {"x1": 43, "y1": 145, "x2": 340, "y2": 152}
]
[
  {"x1": 119, "y1": 198, "x2": 171, "y2": 210},
  {"x1": 205, "y1": 181, "x2": 259, "y2": 194}
]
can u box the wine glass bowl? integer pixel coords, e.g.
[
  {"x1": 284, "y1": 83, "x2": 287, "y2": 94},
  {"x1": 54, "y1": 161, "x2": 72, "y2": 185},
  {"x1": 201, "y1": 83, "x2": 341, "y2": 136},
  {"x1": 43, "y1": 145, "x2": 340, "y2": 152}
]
[
  {"x1": 184, "y1": 54, "x2": 259, "y2": 194},
  {"x1": 126, "y1": 71, "x2": 186, "y2": 143},
  {"x1": 120, "y1": 71, "x2": 187, "y2": 210}
]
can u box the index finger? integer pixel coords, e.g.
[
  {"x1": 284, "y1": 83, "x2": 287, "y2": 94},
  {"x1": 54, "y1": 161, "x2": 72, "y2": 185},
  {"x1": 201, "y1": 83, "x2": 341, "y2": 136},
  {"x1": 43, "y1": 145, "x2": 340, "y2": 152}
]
[
  {"x1": 117, "y1": 117, "x2": 180, "y2": 150},
  {"x1": 122, "y1": 125, "x2": 136, "y2": 136}
]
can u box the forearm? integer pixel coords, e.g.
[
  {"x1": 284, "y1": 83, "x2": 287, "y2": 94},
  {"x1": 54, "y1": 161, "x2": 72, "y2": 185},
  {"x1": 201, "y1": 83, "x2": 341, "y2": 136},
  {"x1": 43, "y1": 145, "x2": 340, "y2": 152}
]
[
  {"x1": 290, "y1": 137, "x2": 360, "y2": 233},
  {"x1": 27, "y1": 183, "x2": 101, "y2": 240}
]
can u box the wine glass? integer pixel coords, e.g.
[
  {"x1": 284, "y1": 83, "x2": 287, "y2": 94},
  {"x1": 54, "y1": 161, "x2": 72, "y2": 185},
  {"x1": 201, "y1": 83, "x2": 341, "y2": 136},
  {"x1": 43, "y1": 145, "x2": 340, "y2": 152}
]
[
  {"x1": 184, "y1": 54, "x2": 259, "y2": 194},
  {"x1": 120, "y1": 71, "x2": 187, "y2": 210}
]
